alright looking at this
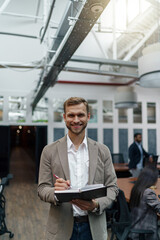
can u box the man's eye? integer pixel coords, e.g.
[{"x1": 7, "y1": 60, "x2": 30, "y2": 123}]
[
  {"x1": 68, "y1": 114, "x2": 74, "y2": 117},
  {"x1": 78, "y1": 114, "x2": 85, "y2": 117}
]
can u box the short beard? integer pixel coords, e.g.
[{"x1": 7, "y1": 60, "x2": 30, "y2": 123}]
[{"x1": 66, "y1": 123, "x2": 87, "y2": 135}]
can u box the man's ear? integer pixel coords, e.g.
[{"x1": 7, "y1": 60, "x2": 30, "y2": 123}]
[
  {"x1": 63, "y1": 113, "x2": 66, "y2": 122},
  {"x1": 87, "y1": 112, "x2": 91, "y2": 121}
]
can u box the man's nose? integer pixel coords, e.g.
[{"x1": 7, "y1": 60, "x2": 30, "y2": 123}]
[{"x1": 73, "y1": 116, "x2": 79, "y2": 122}]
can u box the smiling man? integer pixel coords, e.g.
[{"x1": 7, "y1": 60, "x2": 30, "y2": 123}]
[{"x1": 38, "y1": 97, "x2": 118, "y2": 240}]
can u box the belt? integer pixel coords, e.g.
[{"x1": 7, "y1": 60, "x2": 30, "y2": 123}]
[{"x1": 74, "y1": 215, "x2": 88, "y2": 223}]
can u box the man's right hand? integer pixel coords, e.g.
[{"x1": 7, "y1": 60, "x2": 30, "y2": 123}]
[
  {"x1": 149, "y1": 156, "x2": 153, "y2": 163},
  {"x1": 54, "y1": 178, "x2": 70, "y2": 191}
]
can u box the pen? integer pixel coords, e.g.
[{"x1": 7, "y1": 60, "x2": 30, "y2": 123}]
[
  {"x1": 53, "y1": 174, "x2": 72, "y2": 188},
  {"x1": 53, "y1": 174, "x2": 59, "y2": 179}
]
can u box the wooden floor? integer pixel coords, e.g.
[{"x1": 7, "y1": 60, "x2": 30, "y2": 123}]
[{"x1": 1, "y1": 147, "x2": 49, "y2": 240}]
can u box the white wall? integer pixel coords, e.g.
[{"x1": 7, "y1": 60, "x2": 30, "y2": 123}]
[{"x1": 1, "y1": 82, "x2": 160, "y2": 158}]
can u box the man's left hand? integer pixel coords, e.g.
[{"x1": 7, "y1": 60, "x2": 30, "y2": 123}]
[{"x1": 71, "y1": 199, "x2": 98, "y2": 211}]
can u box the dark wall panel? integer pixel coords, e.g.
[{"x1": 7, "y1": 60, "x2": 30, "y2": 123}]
[
  {"x1": 148, "y1": 129, "x2": 156, "y2": 155},
  {"x1": 103, "y1": 129, "x2": 113, "y2": 153},
  {"x1": 87, "y1": 128, "x2": 97, "y2": 141},
  {"x1": 0, "y1": 126, "x2": 10, "y2": 178},
  {"x1": 54, "y1": 128, "x2": 65, "y2": 141},
  {"x1": 35, "y1": 126, "x2": 47, "y2": 183},
  {"x1": 119, "y1": 129, "x2": 128, "y2": 163}
]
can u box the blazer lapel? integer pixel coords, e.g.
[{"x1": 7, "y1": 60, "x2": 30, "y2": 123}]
[
  {"x1": 57, "y1": 136, "x2": 70, "y2": 180},
  {"x1": 88, "y1": 139, "x2": 98, "y2": 184}
]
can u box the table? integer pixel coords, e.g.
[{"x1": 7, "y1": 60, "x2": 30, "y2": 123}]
[
  {"x1": 114, "y1": 163, "x2": 160, "y2": 172},
  {"x1": 113, "y1": 163, "x2": 129, "y2": 172},
  {"x1": 113, "y1": 163, "x2": 132, "y2": 178},
  {"x1": 117, "y1": 177, "x2": 160, "y2": 202}
]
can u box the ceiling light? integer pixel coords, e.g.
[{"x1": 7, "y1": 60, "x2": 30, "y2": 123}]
[
  {"x1": 138, "y1": 43, "x2": 160, "y2": 87},
  {"x1": 114, "y1": 86, "x2": 138, "y2": 109},
  {"x1": 90, "y1": 3, "x2": 104, "y2": 13}
]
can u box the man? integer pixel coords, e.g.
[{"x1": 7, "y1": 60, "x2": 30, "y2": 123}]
[
  {"x1": 128, "y1": 133, "x2": 152, "y2": 177},
  {"x1": 38, "y1": 97, "x2": 118, "y2": 240}
]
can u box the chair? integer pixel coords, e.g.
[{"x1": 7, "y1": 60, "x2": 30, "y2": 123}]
[
  {"x1": 111, "y1": 153, "x2": 124, "y2": 163},
  {"x1": 110, "y1": 189, "x2": 154, "y2": 240},
  {"x1": 144, "y1": 155, "x2": 159, "y2": 168},
  {"x1": 0, "y1": 174, "x2": 14, "y2": 238}
]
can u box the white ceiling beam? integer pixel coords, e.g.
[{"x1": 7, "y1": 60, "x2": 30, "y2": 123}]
[
  {"x1": 91, "y1": 30, "x2": 109, "y2": 58},
  {"x1": 0, "y1": 0, "x2": 11, "y2": 14},
  {"x1": 123, "y1": 21, "x2": 159, "y2": 61}
]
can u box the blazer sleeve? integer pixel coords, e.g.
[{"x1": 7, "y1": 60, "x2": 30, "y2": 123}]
[
  {"x1": 37, "y1": 144, "x2": 58, "y2": 205},
  {"x1": 142, "y1": 147, "x2": 150, "y2": 158},
  {"x1": 145, "y1": 188, "x2": 160, "y2": 214},
  {"x1": 95, "y1": 143, "x2": 119, "y2": 214}
]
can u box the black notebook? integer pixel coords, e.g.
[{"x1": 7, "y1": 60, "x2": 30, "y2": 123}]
[{"x1": 55, "y1": 184, "x2": 107, "y2": 202}]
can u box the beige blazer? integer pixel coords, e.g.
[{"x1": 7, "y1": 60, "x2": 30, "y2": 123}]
[{"x1": 38, "y1": 135, "x2": 118, "y2": 240}]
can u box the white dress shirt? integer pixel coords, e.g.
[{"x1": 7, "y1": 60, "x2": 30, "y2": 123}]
[
  {"x1": 136, "y1": 142, "x2": 143, "y2": 169},
  {"x1": 67, "y1": 134, "x2": 89, "y2": 217}
]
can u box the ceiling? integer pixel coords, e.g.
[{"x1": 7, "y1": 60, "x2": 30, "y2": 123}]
[{"x1": 0, "y1": 0, "x2": 160, "y2": 109}]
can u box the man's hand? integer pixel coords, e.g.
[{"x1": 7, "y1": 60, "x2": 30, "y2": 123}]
[
  {"x1": 54, "y1": 178, "x2": 70, "y2": 191},
  {"x1": 71, "y1": 199, "x2": 98, "y2": 211},
  {"x1": 149, "y1": 156, "x2": 153, "y2": 163}
]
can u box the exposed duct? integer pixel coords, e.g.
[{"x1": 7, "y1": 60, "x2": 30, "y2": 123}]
[
  {"x1": 31, "y1": 0, "x2": 111, "y2": 111},
  {"x1": 63, "y1": 66, "x2": 138, "y2": 79},
  {"x1": 57, "y1": 78, "x2": 137, "y2": 86},
  {"x1": 70, "y1": 55, "x2": 137, "y2": 68}
]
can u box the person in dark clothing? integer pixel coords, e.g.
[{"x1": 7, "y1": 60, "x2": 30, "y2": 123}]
[
  {"x1": 128, "y1": 133, "x2": 152, "y2": 177},
  {"x1": 129, "y1": 167, "x2": 160, "y2": 240}
]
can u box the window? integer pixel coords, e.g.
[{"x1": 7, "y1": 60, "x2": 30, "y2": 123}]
[
  {"x1": 53, "y1": 98, "x2": 64, "y2": 122},
  {"x1": 147, "y1": 102, "x2": 156, "y2": 123},
  {"x1": 133, "y1": 102, "x2": 142, "y2": 123},
  {"x1": 88, "y1": 99, "x2": 98, "y2": 123},
  {"x1": 118, "y1": 108, "x2": 128, "y2": 123},
  {"x1": 32, "y1": 97, "x2": 48, "y2": 123},
  {"x1": 103, "y1": 100, "x2": 113, "y2": 123},
  {"x1": 8, "y1": 96, "x2": 26, "y2": 122}
]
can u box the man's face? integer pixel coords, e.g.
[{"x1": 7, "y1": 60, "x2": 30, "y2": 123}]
[
  {"x1": 63, "y1": 103, "x2": 90, "y2": 136},
  {"x1": 135, "y1": 134, "x2": 142, "y2": 143}
]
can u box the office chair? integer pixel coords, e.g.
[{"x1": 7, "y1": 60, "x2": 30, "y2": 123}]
[
  {"x1": 144, "y1": 155, "x2": 159, "y2": 168},
  {"x1": 110, "y1": 189, "x2": 154, "y2": 240},
  {"x1": 111, "y1": 153, "x2": 124, "y2": 163},
  {"x1": 0, "y1": 174, "x2": 14, "y2": 238}
]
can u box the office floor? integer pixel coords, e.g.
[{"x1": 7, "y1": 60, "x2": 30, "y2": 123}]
[
  {"x1": 1, "y1": 147, "x2": 49, "y2": 240},
  {"x1": 1, "y1": 146, "x2": 112, "y2": 240}
]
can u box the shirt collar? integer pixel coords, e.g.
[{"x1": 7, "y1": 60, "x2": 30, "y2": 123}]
[
  {"x1": 135, "y1": 141, "x2": 141, "y2": 146},
  {"x1": 67, "y1": 134, "x2": 88, "y2": 150}
]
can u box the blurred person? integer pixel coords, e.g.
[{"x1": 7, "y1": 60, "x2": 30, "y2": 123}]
[
  {"x1": 128, "y1": 133, "x2": 152, "y2": 177},
  {"x1": 38, "y1": 97, "x2": 118, "y2": 240},
  {"x1": 129, "y1": 167, "x2": 160, "y2": 240}
]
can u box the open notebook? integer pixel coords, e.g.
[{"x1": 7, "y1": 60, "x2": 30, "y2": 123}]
[{"x1": 55, "y1": 184, "x2": 107, "y2": 202}]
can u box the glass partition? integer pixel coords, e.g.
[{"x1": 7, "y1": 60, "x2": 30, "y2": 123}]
[
  {"x1": 8, "y1": 96, "x2": 26, "y2": 122},
  {"x1": 0, "y1": 96, "x2": 4, "y2": 121},
  {"x1": 32, "y1": 97, "x2": 48, "y2": 123},
  {"x1": 88, "y1": 99, "x2": 98, "y2": 123},
  {"x1": 133, "y1": 102, "x2": 142, "y2": 123},
  {"x1": 147, "y1": 102, "x2": 156, "y2": 123},
  {"x1": 103, "y1": 100, "x2": 113, "y2": 123}
]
